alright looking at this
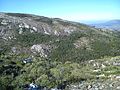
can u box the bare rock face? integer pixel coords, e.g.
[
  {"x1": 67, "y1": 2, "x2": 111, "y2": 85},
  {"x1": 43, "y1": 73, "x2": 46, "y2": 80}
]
[{"x1": 31, "y1": 44, "x2": 51, "y2": 58}]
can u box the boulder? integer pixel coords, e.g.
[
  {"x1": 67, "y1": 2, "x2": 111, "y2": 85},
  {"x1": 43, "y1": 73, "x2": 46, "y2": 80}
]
[{"x1": 31, "y1": 44, "x2": 51, "y2": 58}]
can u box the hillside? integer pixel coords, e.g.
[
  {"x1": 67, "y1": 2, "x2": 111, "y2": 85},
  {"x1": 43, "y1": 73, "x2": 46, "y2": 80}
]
[{"x1": 0, "y1": 13, "x2": 120, "y2": 90}]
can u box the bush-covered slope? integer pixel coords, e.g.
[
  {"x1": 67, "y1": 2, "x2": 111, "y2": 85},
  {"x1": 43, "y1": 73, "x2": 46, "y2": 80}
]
[{"x1": 0, "y1": 13, "x2": 120, "y2": 89}]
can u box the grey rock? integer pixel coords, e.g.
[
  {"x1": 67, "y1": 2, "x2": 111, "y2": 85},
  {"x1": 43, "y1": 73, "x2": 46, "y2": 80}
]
[{"x1": 31, "y1": 44, "x2": 51, "y2": 58}]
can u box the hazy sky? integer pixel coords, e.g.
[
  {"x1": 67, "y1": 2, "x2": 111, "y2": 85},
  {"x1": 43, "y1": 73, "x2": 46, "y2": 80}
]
[{"x1": 0, "y1": 0, "x2": 120, "y2": 21}]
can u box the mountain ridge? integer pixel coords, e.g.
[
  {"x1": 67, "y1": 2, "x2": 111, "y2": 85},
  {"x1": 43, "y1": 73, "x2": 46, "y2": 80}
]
[{"x1": 92, "y1": 19, "x2": 120, "y2": 31}]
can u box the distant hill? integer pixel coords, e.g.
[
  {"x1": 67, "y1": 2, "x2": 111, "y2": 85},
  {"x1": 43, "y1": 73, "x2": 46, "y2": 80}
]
[{"x1": 92, "y1": 20, "x2": 120, "y2": 31}]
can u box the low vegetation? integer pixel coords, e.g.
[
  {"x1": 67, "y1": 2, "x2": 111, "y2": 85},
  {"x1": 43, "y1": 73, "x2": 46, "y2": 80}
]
[{"x1": 0, "y1": 13, "x2": 120, "y2": 89}]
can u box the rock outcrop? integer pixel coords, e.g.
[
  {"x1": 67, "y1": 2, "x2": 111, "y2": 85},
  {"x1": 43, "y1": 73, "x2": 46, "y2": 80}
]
[{"x1": 31, "y1": 44, "x2": 52, "y2": 58}]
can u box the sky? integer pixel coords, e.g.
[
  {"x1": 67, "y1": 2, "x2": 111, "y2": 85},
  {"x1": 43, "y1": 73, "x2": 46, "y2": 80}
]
[{"x1": 0, "y1": 0, "x2": 120, "y2": 22}]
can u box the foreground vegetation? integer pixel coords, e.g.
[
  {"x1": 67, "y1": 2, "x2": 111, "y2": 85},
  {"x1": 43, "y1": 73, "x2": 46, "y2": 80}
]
[
  {"x1": 1, "y1": 53, "x2": 120, "y2": 89},
  {"x1": 0, "y1": 30, "x2": 120, "y2": 89}
]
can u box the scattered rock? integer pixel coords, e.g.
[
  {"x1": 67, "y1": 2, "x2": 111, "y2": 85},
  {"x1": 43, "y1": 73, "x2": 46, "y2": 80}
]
[
  {"x1": 32, "y1": 26, "x2": 37, "y2": 32},
  {"x1": 31, "y1": 44, "x2": 52, "y2": 58},
  {"x1": 116, "y1": 86, "x2": 120, "y2": 89},
  {"x1": 113, "y1": 62, "x2": 120, "y2": 66},
  {"x1": 22, "y1": 57, "x2": 32, "y2": 64},
  {"x1": 116, "y1": 76, "x2": 120, "y2": 79}
]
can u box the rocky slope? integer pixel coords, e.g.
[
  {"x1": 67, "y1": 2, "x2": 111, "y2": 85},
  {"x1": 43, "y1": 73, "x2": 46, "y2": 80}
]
[
  {"x1": 0, "y1": 12, "x2": 90, "y2": 37},
  {"x1": 0, "y1": 13, "x2": 120, "y2": 90},
  {"x1": 66, "y1": 56, "x2": 120, "y2": 90},
  {"x1": 0, "y1": 12, "x2": 95, "y2": 58}
]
